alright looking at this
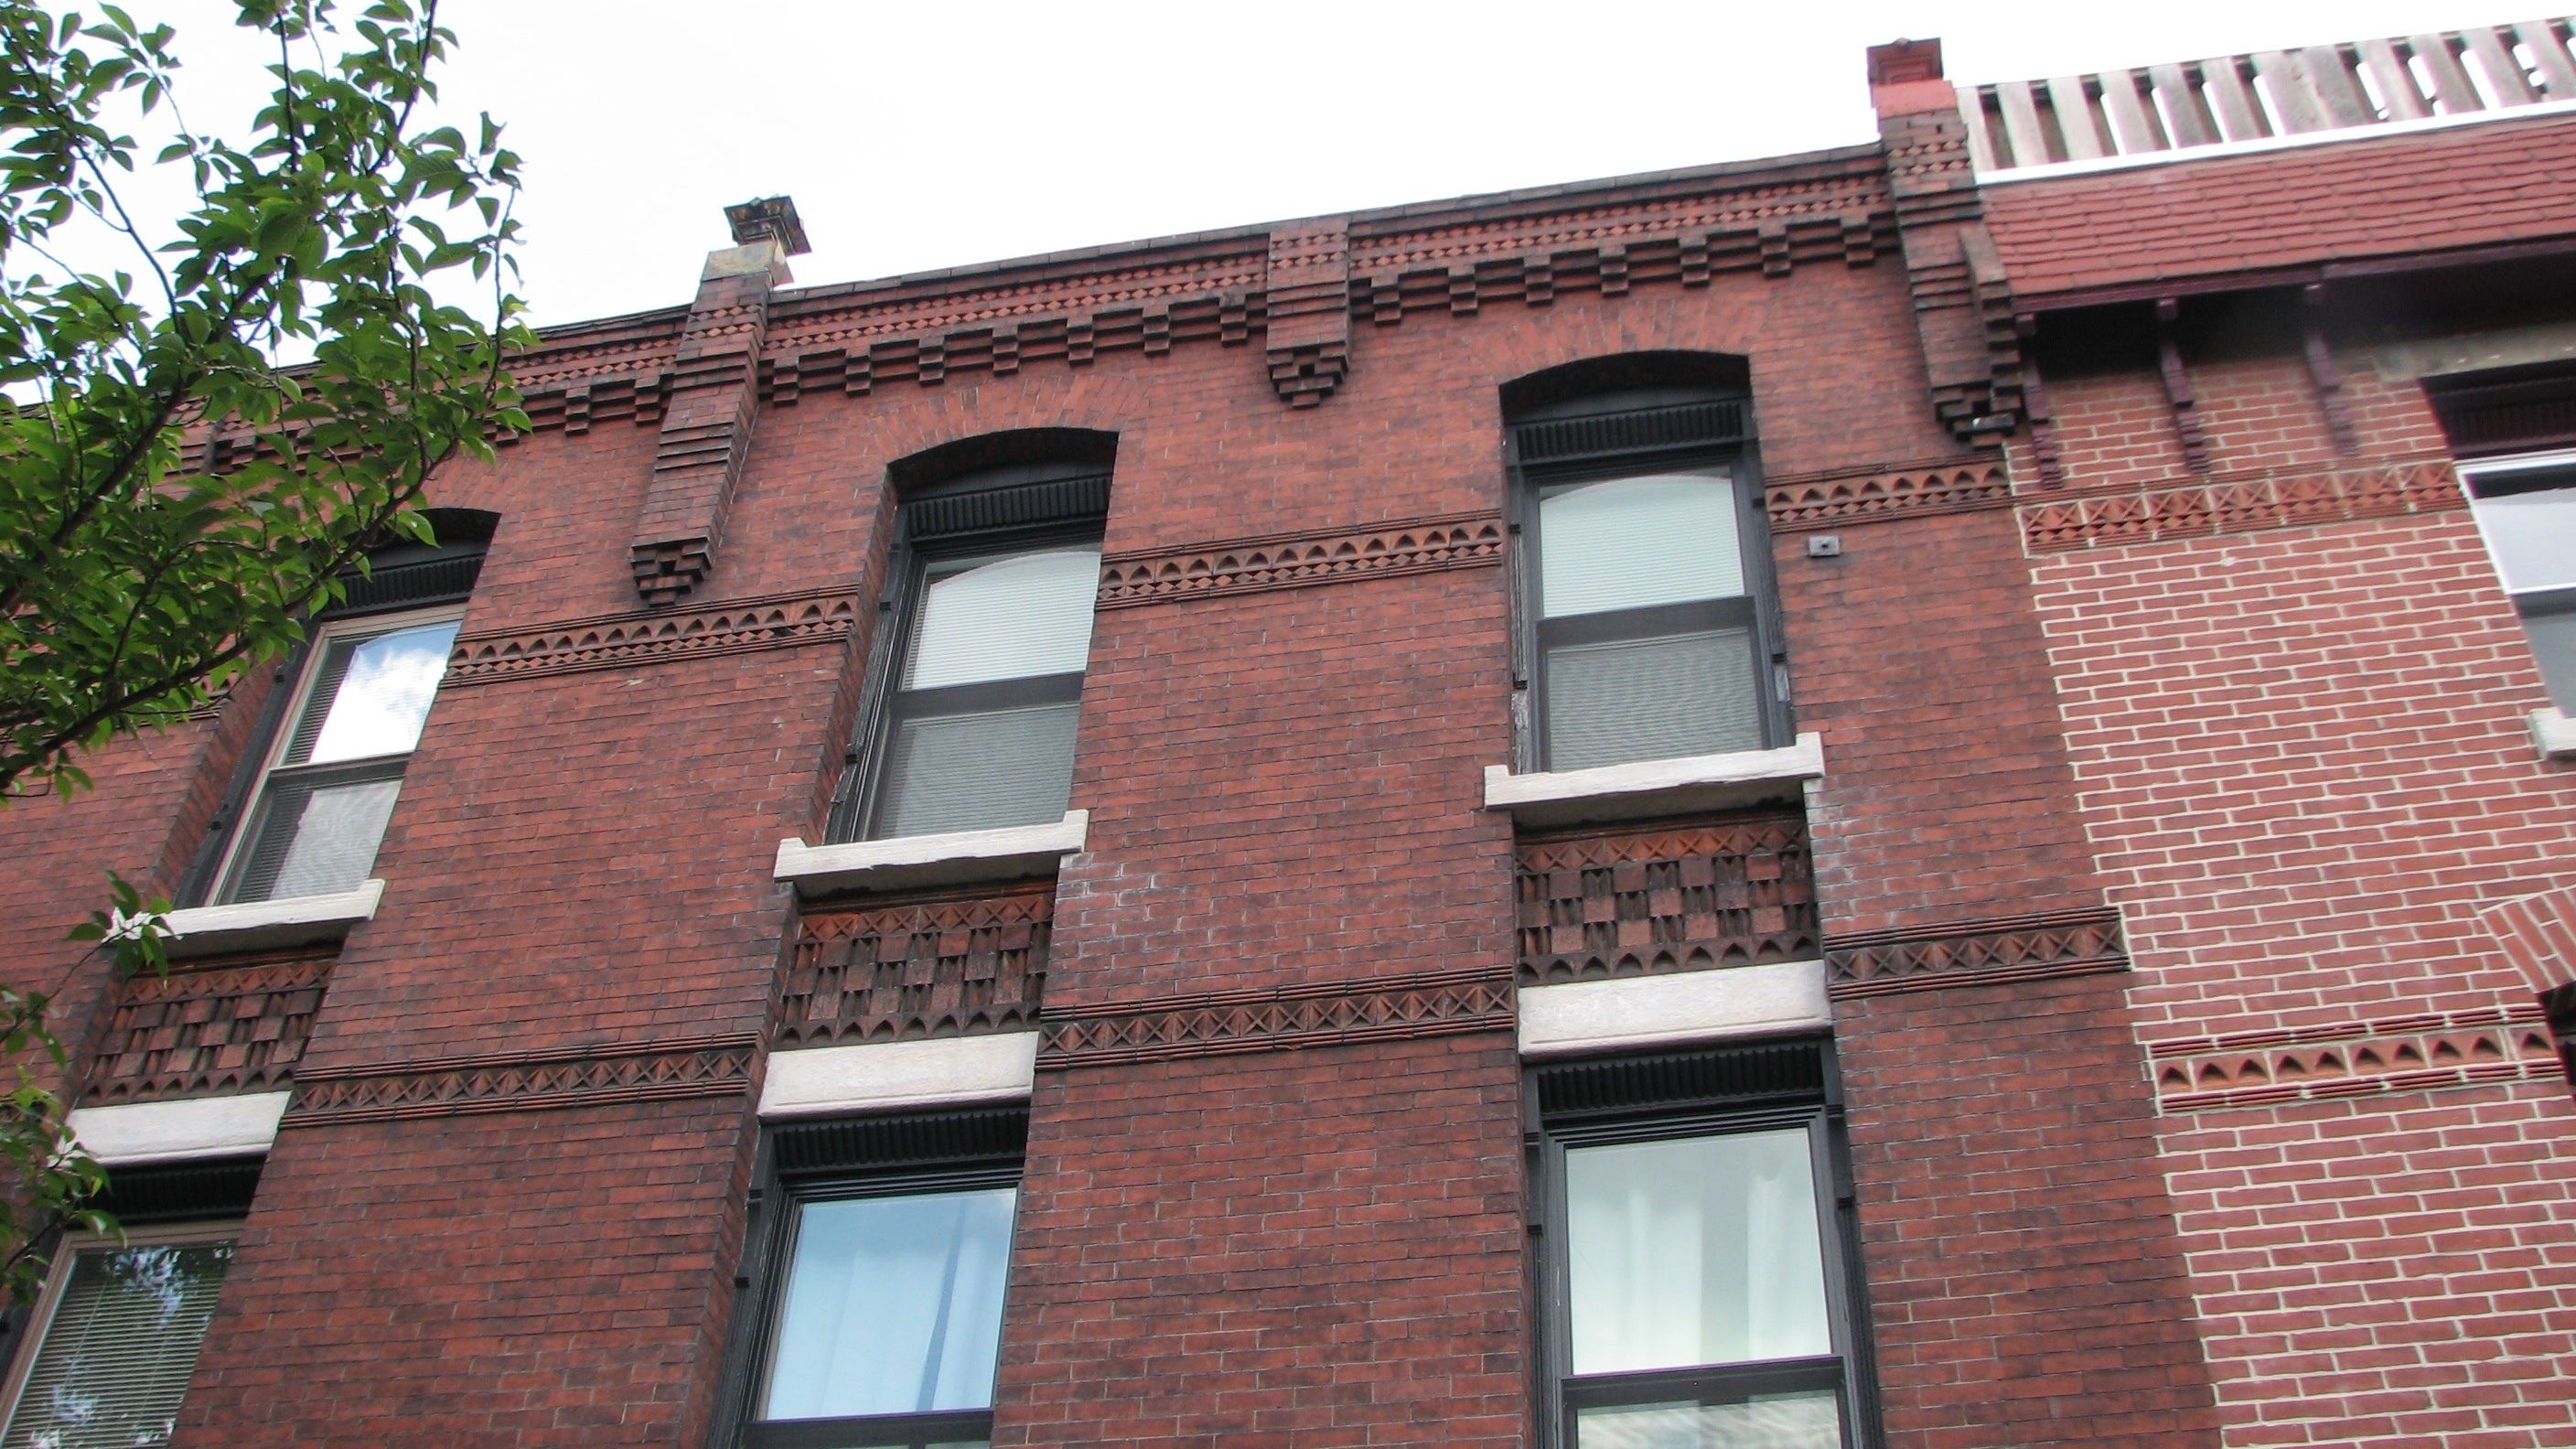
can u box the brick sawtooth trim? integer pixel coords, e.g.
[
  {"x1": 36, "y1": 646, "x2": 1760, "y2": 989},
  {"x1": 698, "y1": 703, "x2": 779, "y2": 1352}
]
[
  {"x1": 1516, "y1": 814, "x2": 1819, "y2": 987},
  {"x1": 1764, "y1": 456, "x2": 2015, "y2": 532},
  {"x1": 445, "y1": 588, "x2": 858, "y2": 686},
  {"x1": 1825, "y1": 905, "x2": 2128, "y2": 999},
  {"x1": 782, "y1": 883, "x2": 1052, "y2": 1047},
  {"x1": 2149, "y1": 1004, "x2": 2560, "y2": 1112},
  {"x1": 2018, "y1": 458, "x2": 2463, "y2": 553},
  {"x1": 80, "y1": 950, "x2": 334, "y2": 1106},
  {"x1": 1037, "y1": 965, "x2": 1514, "y2": 1069},
  {"x1": 284, "y1": 1034, "x2": 757, "y2": 1126},
  {"x1": 1096, "y1": 512, "x2": 1505, "y2": 610}
]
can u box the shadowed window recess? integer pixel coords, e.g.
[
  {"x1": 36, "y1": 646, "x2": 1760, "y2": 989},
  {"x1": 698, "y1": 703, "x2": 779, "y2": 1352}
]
[
  {"x1": 205, "y1": 513, "x2": 491, "y2": 905},
  {"x1": 1506, "y1": 358, "x2": 1791, "y2": 773},
  {"x1": 832, "y1": 437, "x2": 1114, "y2": 843},
  {"x1": 1530, "y1": 1040, "x2": 1882, "y2": 1449}
]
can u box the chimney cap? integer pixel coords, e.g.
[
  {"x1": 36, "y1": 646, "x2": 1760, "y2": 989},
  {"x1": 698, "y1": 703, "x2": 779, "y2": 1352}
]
[
  {"x1": 724, "y1": 196, "x2": 810, "y2": 256},
  {"x1": 1866, "y1": 38, "x2": 1944, "y2": 88}
]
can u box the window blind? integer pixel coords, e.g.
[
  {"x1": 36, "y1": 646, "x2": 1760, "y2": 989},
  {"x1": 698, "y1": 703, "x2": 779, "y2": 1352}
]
[
  {"x1": 1545, "y1": 628, "x2": 1762, "y2": 771},
  {"x1": 1539, "y1": 474, "x2": 1744, "y2": 619},
  {"x1": 904, "y1": 551, "x2": 1101, "y2": 691},
  {"x1": 1, "y1": 1240, "x2": 233, "y2": 1449},
  {"x1": 878, "y1": 703, "x2": 1081, "y2": 839}
]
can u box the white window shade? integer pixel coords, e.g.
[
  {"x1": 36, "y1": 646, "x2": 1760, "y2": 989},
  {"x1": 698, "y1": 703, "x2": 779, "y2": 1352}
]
[
  {"x1": 1546, "y1": 628, "x2": 1764, "y2": 771},
  {"x1": 2471, "y1": 485, "x2": 2576, "y2": 593},
  {"x1": 760, "y1": 1188, "x2": 1016, "y2": 1421},
  {"x1": 905, "y1": 550, "x2": 1102, "y2": 690},
  {"x1": 1, "y1": 1238, "x2": 234, "y2": 1449},
  {"x1": 1540, "y1": 473, "x2": 1743, "y2": 618},
  {"x1": 878, "y1": 702, "x2": 1081, "y2": 839}
]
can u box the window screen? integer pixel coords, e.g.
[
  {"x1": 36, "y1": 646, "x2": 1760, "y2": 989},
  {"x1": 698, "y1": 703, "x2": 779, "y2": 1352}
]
[{"x1": 0, "y1": 1236, "x2": 235, "y2": 1449}]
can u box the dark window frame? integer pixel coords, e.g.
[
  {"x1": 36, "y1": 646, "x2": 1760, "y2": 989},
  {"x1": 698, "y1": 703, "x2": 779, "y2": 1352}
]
[
  {"x1": 1505, "y1": 390, "x2": 1793, "y2": 774},
  {"x1": 827, "y1": 463, "x2": 1111, "y2": 845},
  {"x1": 1525, "y1": 1039, "x2": 1882, "y2": 1449},
  {"x1": 713, "y1": 1108, "x2": 1029, "y2": 1449},
  {"x1": 2455, "y1": 450, "x2": 2576, "y2": 713}
]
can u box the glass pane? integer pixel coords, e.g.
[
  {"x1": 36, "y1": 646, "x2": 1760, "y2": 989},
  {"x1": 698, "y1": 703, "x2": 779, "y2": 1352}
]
[
  {"x1": 299, "y1": 621, "x2": 460, "y2": 765},
  {"x1": 1575, "y1": 1390, "x2": 1843, "y2": 1449},
  {"x1": 905, "y1": 551, "x2": 1101, "y2": 691},
  {"x1": 1546, "y1": 628, "x2": 1762, "y2": 771},
  {"x1": 1540, "y1": 473, "x2": 1743, "y2": 619},
  {"x1": 264, "y1": 778, "x2": 404, "y2": 900},
  {"x1": 2471, "y1": 486, "x2": 2576, "y2": 594},
  {"x1": 1, "y1": 1240, "x2": 233, "y2": 1449},
  {"x1": 760, "y1": 1187, "x2": 1016, "y2": 1422},
  {"x1": 1566, "y1": 1130, "x2": 1830, "y2": 1376},
  {"x1": 879, "y1": 702, "x2": 1079, "y2": 839}
]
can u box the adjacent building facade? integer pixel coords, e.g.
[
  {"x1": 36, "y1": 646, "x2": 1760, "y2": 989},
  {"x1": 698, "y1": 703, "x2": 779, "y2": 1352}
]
[{"x1": 4, "y1": 17, "x2": 2575, "y2": 1449}]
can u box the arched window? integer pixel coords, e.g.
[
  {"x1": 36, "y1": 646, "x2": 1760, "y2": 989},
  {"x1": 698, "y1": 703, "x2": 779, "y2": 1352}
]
[
  {"x1": 831, "y1": 431, "x2": 1116, "y2": 843},
  {"x1": 1503, "y1": 356, "x2": 1790, "y2": 772}
]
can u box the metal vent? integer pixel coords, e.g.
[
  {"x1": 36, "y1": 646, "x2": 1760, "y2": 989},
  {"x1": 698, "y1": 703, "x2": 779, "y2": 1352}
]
[
  {"x1": 772, "y1": 1103, "x2": 1029, "y2": 1175},
  {"x1": 325, "y1": 551, "x2": 485, "y2": 617},
  {"x1": 908, "y1": 474, "x2": 1111, "y2": 542},
  {"x1": 94, "y1": 1155, "x2": 263, "y2": 1225},
  {"x1": 1533, "y1": 1038, "x2": 1825, "y2": 1117},
  {"x1": 1514, "y1": 400, "x2": 1749, "y2": 467},
  {"x1": 2427, "y1": 368, "x2": 2576, "y2": 458}
]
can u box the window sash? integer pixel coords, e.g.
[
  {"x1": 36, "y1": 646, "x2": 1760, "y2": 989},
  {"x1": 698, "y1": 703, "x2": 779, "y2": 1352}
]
[
  {"x1": 741, "y1": 1406, "x2": 993, "y2": 1448},
  {"x1": 1562, "y1": 1357, "x2": 1849, "y2": 1449}
]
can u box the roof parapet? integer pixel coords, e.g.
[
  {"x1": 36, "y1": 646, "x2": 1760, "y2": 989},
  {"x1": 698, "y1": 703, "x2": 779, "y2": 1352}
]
[{"x1": 1961, "y1": 16, "x2": 2576, "y2": 177}]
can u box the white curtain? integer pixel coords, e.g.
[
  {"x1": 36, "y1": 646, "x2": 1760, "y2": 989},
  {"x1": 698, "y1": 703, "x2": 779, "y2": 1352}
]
[{"x1": 760, "y1": 1187, "x2": 1016, "y2": 1421}]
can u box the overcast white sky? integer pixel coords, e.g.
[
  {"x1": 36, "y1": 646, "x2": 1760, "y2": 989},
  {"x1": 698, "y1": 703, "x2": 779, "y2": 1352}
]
[{"x1": 48, "y1": 2, "x2": 2563, "y2": 330}]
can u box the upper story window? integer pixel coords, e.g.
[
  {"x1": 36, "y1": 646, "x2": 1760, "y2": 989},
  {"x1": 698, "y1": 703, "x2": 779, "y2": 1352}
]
[
  {"x1": 1506, "y1": 358, "x2": 1789, "y2": 774},
  {"x1": 2425, "y1": 366, "x2": 2576, "y2": 712},
  {"x1": 1530, "y1": 1039, "x2": 1880, "y2": 1449},
  {"x1": 724, "y1": 1108, "x2": 1027, "y2": 1449},
  {"x1": 204, "y1": 513, "x2": 490, "y2": 905},
  {"x1": 832, "y1": 435, "x2": 1112, "y2": 843}
]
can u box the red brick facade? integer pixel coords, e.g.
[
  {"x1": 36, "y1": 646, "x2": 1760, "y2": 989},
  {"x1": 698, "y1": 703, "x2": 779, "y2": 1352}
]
[{"x1": 3, "y1": 20, "x2": 2573, "y2": 1449}]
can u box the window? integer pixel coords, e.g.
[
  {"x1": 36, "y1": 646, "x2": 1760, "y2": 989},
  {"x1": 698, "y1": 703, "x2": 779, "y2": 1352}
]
[
  {"x1": 0, "y1": 1223, "x2": 237, "y2": 1448},
  {"x1": 1530, "y1": 1040, "x2": 1879, "y2": 1449},
  {"x1": 831, "y1": 451, "x2": 1111, "y2": 843},
  {"x1": 2457, "y1": 452, "x2": 2576, "y2": 711},
  {"x1": 723, "y1": 1109, "x2": 1026, "y2": 1449},
  {"x1": 213, "y1": 609, "x2": 462, "y2": 903},
  {"x1": 188, "y1": 513, "x2": 490, "y2": 907},
  {"x1": 1508, "y1": 373, "x2": 1788, "y2": 773}
]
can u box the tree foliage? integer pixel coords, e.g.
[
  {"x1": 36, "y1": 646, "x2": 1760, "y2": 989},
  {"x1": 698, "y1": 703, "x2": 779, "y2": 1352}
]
[{"x1": 0, "y1": 0, "x2": 527, "y2": 1300}]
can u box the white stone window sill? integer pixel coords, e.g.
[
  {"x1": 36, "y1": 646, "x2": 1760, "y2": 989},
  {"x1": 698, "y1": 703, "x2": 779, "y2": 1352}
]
[
  {"x1": 1484, "y1": 734, "x2": 1823, "y2": 828},
  {"x1": 758, "y1": 1033, "x2": 1039, "y2": 1120},
  {"x1": 67, "y1": 1091, "x2": 291, "y2": 1166},
  {"x1": 160, "y1": 880, "x2": 383, "y2": 960},
  {"x1": 1518, "y1": 960, "x2": 1831, "y2": 1058},
  {"x1": 2532, "y1": 708, "x2": 2576, "y2": 761},
  {"x1": 774, "y1": 810, "x2": 1088, "y2": 897}
]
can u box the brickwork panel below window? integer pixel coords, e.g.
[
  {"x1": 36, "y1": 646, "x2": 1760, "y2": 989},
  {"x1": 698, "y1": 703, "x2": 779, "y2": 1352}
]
[
  {"x1": 80, "y1": 950, "x2": 334, "y2": 1104},
  {"x1": 781, "y1": 881, "x2": 1052, "y2": 1046},
  {"x1": 1516, "y1": 813, "x2": 1819, "y2": 986}
]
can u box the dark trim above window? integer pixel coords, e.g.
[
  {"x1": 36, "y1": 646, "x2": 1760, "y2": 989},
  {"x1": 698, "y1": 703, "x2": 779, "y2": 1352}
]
[
  {"x1": 2425, "y1": 362, "x2": 2576, "y2": 458},
  {"x1": 325, "y1": 507, "x2": 496, "y2": 619},
  {"x1": 1513, "y1": 398, "x2": 1750, "y2": 469},
  {"x1": 1530, "y1": 1036, "x2": 1832, "y2": 1120},
  {"x1": 91, "y1": 1155, "x2": 264, "y2": 1227}
]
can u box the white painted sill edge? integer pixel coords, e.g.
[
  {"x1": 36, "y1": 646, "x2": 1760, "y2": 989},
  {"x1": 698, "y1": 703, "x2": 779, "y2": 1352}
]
[
  {"x1": 67, "y1": 1091, "x2": 291, "y2": 1166},
  {"x1": 758, "y1": 1033, "x2": 1039, "y2": 1120},
  {"x1": 775, "y1": 810, "x2": 1089, "y2": 897},
  {"x1": 159, "y1": 879, "x2": 383, "y2": 960},
  {"x1": 2532, "y1": 708, "x2": 2576, "y2": 761},
  {"x1": 1484, "y1": 735, "x2": 1822, "y2": 827},
  {"x1": 1518, "y1": 960, "x2": 1831, "y2": 1059}
]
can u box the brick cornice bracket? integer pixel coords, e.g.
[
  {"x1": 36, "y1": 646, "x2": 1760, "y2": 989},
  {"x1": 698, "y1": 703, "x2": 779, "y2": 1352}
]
[
  {"x1": 1870, "y1": 40, "x2": 2023, "y2": 447},
  {"x1": 1826, "y1": 904, "x2": 2127, "y2": 998},
  {"x1": 1037, "y1": 966, "x2": 1513, "y2": 1069},
  {"x1": 628, "y1": 239, "x2": 792, "y2": 603},
  {"x1": 1263, "y1": 220, "x2": 1352, "y2": 408},
  {"x1": 284, "y1": 1034, "x2": 757, "y2": 1125}
]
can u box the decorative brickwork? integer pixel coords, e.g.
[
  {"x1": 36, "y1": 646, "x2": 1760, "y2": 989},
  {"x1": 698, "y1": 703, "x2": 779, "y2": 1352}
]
[
  {"x1": 80, "y1": 950, "x2": 334, "y2": 1105},
  {"x1": 445, "y1": 588, "x2": 857, "y2": 686},
  {"x1": 284, "y1": 1035, "x2": 756, "y2": 1125},
  {"x1": 2149, "y1": 1005, "x2": 2560, "y2": 1111},
  {"x1": 629, "y1": 250, "x2": 787, "y2": 603},
  {"x1": 1825, "y1": 905, "x2": 2127, "y2": 999},
  {"x1": 1262, "y1": 220, "x2": 1353, "y2": 407},
  {"x1": 2477, "y1": 882, "x2": 2576, "y2": 996},
  {"x1": 1095, "y1": 513, "x2": 1504, "y2": 610},
  {"x1": 780, "y1": 884, "x2": 1052, "y2": 1046},
  {"x1": 1037, "y1": 966, "x2": 1512, "y2": 1069},
  {"x1": 1764, "y1": 456, "x2": 2013, "y2": 531},
  {"x1": 1515, "y1": 815, "x2": 1819, "y2": 987},
  {"x1": 2018, "y1": 457, "x2": 2463, "y2": 553}
]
